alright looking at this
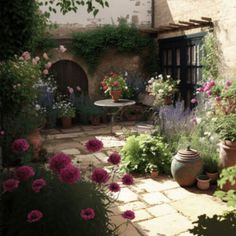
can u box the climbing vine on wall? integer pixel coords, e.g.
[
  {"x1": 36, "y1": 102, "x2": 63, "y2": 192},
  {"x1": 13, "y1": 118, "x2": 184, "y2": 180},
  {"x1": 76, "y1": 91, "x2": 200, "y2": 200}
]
[{"x1": 72, "y1": 22, "x2": 159, "y2": 74}]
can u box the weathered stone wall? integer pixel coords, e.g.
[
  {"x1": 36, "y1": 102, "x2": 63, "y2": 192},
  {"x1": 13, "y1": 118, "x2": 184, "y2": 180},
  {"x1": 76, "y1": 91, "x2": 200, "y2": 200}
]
[
  {"x1": 41, "y1": 0, "x2": 152, "y2": 38},
  {"x1": 154, "y1": 0, "x2": 236, "y2": 76}
]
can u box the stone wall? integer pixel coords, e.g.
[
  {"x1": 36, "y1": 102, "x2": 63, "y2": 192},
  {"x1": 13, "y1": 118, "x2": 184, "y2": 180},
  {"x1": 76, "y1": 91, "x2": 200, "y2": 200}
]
[{"x1": 154, "y1": 0, "x2": 236, "y2": 76}]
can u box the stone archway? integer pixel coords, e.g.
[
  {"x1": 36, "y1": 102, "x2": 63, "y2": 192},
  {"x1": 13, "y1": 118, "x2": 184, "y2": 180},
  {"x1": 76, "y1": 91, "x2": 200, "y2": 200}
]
[{"x1": 50, "y1": 60, "x2": 88, "y2": 95}]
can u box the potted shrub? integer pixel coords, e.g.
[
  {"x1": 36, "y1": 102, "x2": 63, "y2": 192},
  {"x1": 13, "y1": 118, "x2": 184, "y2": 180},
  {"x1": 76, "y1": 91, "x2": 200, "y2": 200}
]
[
  {"x1": 149, "y1": 164, "x2": 159, "y2": 178},
  {"x1": 202, "y1": 154, "x2": 219, "y2": 184},
  {"x1": 100, "y1": 72, "x2": 128, "y2": 102},
  {"x1": 197, "y1": 174, "x2": 211, "y2": 190}
]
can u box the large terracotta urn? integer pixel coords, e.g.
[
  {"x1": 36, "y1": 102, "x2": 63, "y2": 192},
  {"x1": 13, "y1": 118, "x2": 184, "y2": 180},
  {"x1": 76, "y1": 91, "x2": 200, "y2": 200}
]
[
  {"x1": 110, "y1": 90, "x2": 122, "y2": 102},
  {"x1": 171, "y1": 146, "x2": 203, "y2": 187}
]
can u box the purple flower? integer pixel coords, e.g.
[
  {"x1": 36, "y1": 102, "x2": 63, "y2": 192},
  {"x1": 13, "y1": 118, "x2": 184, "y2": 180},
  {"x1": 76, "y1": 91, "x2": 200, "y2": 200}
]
[
  {"x1": 27, "y1": 210, "x2": 43, "y2": 223},
  {"x1": 109, "y1": 182, "x2": 120, "y2": 192},
  {"x1": 85, "y1": 138, "x2": 103, "y2": 152},
  {"x1": 59, "y1": 164, "x2": 81, "y2": 184},
  {"x1": 11, "y1": 138, "x2": 30, "y2": 154},
  {"x1": 122, "y1": 210, "x2": 135, "y2": 220},
  {"x1": 32, "y1": 178, "x2": 46, "y2": 193},
  {"x1": 80, "y1": 208, "x2": 95, "y2": 220},
  {"x1": 107, "y1": 152, "x2": 121, "y2": 165},
  {"x1": 15, "y1": 166, "x2": 35, "y2": 181},
  {"x1": 121, "y1": 174, "x2": 134, "y2": 185},
  {"x1": 91, "y1": 168, "x2": 110, "y2": 184},
  {"x1": 225, "y1": 80, "x2": 232, "y2": 87},
  {"x1": 49, "y1": 153, "x2": 71, "y2": 173},
  {"x1": 3, "y1": 179, "x2": 20, "y2": 192}
]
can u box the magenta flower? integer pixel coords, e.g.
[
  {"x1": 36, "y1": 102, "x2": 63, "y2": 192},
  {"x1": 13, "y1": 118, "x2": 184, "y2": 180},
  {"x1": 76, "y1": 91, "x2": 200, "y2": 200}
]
[
  {"x1": 122, "y1": 210, "x2": 135, "y2": 220},
  {"x1": 190, "y1": 98, "x2": 197, "y2": 104},
  {"x1": 80, "y1": 208, "x2": 95, "y2": 220},
  {"x1": 107, "y1": 152, "x2": 121, "y2": 165},
  {"x1": 32, "y1": 178, "x2": 46, "y2": 193},
  {"x1": 59, "y1": 164, "x2": 80, "y2": 184},
  {"x1": 209, "y1": 80, "x2": 215, "y2": 87},
  {"x1": 27, "y1": 210, "x2": 43, "y2": 223},
  {"x1": 22, "y1": 51, "x2": 31, "y2": 60},
  {"x1": 67, "y1": 86, "x2": 74, "y2": 94},
  {"x1": 109, "y1": 182, "x2": 120, "y2": 192},
  {"x1": 3, "y1": 179, "x2": 20, "y2": 192},
  {"x1": 0, "y1": 130, "x2": 4, "y2": 136},
  {"x1": 225, "y1": 80, "x2": 232, "y2": 87},
  {"x1": 196, "y1": 87, "x2": 204, "y2": 93},
  {"x1": 206, "y1": 90, "x2": 212, "y2": 96},
  {"x1": 49, "y1": 152, "x2": 71, "y2": 173},
  {"x1": 121, "y1": 174, "x2": 134, "y2": 185},
  {"x1": 11, "y1": 138, "x2": 30, "y2": 154},
  {"x1": 91, "y1": 168, "x2": 110, "y2": 184},
  {"x1": 15, "y1": 166, "x2": 35, "y2": 181},
  {"x1": 85, "y1": 138, "x2": 103, "y2": 152}
]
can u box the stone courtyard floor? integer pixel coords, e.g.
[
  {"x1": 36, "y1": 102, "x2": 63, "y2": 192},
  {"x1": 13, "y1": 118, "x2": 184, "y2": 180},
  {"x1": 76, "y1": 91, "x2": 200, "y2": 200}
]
[{"x1": 42, "y1": 122, "x2": 231, "y2": 236}]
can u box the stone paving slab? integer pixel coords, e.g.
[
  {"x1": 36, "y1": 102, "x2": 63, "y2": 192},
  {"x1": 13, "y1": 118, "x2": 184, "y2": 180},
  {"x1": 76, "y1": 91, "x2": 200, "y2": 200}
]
[
  {"x1": 142, "y1": 192, "x2": 170, "y2": 205},
  {"x1": 147, "y1": 203, "x2": 177, "y2": 218},
  {"x1": 163, "y1": 187, "x2": 195, "y2": 201},
  {"x1": 116, "y1": 188, "x2": 139, "y2": 203},
  {"x1": 61, "y1": 148, "x2": 81, "y2": 155}
]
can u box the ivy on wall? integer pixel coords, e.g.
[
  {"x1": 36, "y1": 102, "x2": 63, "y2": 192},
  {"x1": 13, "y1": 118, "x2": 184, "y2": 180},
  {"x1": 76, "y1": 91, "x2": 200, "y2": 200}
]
[{"x1": 72, "y1": 22, "x2": 159, "y2": 74}]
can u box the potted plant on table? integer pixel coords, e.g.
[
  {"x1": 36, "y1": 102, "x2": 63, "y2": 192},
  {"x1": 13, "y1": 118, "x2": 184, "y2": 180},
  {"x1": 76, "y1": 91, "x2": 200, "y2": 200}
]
[{"x1": 100, "y1": 72, "x2": 128, "y2": 102}]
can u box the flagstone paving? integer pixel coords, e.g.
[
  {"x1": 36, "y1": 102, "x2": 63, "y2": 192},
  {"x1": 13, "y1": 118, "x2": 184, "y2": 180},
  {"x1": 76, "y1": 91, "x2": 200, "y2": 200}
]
[{"x1": 42, "y1": 122, "x2": 231, "y2": 236}]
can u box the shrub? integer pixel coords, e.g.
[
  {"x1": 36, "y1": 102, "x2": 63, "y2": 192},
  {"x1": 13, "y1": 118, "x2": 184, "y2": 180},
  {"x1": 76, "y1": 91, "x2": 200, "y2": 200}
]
[{"x1": 122, "y1": 134, "x2": 172, "y2": 174}]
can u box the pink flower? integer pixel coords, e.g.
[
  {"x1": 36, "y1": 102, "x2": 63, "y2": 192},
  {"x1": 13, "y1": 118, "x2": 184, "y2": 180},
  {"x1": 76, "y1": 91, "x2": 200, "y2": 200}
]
[
  {"x1": 43, "y1": 69, "x2": 49, "y2": 75},
  {"x1": 59, "y1": 164, "x2": 80, "y2": 184},
  {"x1": 49, "y1": 152, "x2": 71, "y2": 173},
  {"x1": 15, "y1": 166, "x2": 35, "y2": 181},
  {"x1": 191, "y1": 117, "x2": 197, "y2": 125},
  {"x1": 113, "y1": 81, "x2": 119, "y2": 86},
  {"x1": 225, "y1": 80, "x2": 232, "y2": 87},
  {"x1": 196, "y1": 87, "x2": 204, "y2": 93},
  {"x1": 76, "y1": 86, "x2": 81, "y2": 92},
  {"x1": 32, "y1": 178, "x2": 46, "y2": 193},
  {"x1": 80, "y1": 208, "x2": 95, "y2": 220},
  {"x1": 191, "y1": 98, "x2": 197, "y2": 104},
  {"x1": 209, "y1": 80, "x2": 215, "y2": 87},
  {"x1": 215, "y1": 96, "x2": 221, "y2": 102},
  {"x1": 35, "y1": 56, "x2": 40, "y2": 62},
  {"x1": 27, "y1": 210, "x2": 43, "y2": 223},
  {"x1": 45, "y1": 62, "x2": 52, "y2": 69},
  {"x1": 59, "y1": 45, "x2": 67, "y2": 53},
  {"x1": 206, "y1": 90, "x2": 212, "y2": 96},
  {"x1": 109, "y1": 182, "x2": 120, "y2": 192},
  {"x1": 11, "y1": 138, "x2": 30, "y2": 154},
  {"x1": 67, "y1": 86, "x2": 74, "y2": 94},
  {"x1": 122, "y1": 210, "x2": 135, "y2": 220},
  {"x1": 32, "y1": 58, "x2": 38, "y2": 65},
  {"x1": 0, "y1": 130, "x2": 4, "y2": 136},
  {"x1": 22, "y1": 51, "x2": 31, "y2": 60},
  {"x1": 107, "y1": 152, "x2": 121, "y2": 165},
  {"x1": 43, "y1": 52, "x2": 49, "y2": 60},
  {"x1": 91, "y1": 168, "x2": 110, "y2": 184},
  {"x1": 3, "y1": 179, "x2": 20, "y2": 192},
  {"x1": 85, "y1": 138, "x2": 103, "y2": 152},
  {"x1": 122, "y1": 174, "x2": 134, "y2": 185}
]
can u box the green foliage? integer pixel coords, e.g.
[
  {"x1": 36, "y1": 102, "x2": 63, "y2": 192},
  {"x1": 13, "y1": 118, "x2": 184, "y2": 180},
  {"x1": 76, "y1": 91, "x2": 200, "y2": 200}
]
[
  {"x1": 214, "y1": 166, "x2": 236, "y2": 208},
  {"x1": 201, "y1": 34, "x2": 219, "y2": 80},
  {"x1": 0, "y1": 0, "x2": 49, "y2": 60},
  {"x1": 214, "y1": 114, "x2": 236, "y2": 141},
  {"x1": 122, "y1": 134, "x2": 172, "y2": 174},
  {"x1": 72, "y1": 22, "x2": 159, "y2": 74},
  {"x1": 1, "y1": 164, "x2": 117, "y2": 236},
  {"x1": 202, "y1": 155, "x2": 219, "y2": 173}
]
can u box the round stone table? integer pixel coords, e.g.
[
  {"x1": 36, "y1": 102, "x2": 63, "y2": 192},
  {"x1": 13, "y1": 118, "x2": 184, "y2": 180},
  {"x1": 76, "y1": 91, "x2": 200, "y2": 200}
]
[{"x1": 94, "y1": 99, "x2": 136, "y2": 133}]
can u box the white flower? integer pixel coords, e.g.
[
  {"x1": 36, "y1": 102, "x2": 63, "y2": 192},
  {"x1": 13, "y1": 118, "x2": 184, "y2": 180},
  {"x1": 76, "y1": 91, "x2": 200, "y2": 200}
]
[
  {"x1": 59, "y1": 45, "x2": 67, "y2": 53},
  {"x1": 148, "y1": 78, "x2": 154, "y2": 84},
  {"x1": 166, "y1": 75, "x2": 171, "y2": 79},
  {"x1": 35, "y1": 104, "x2": 41, "y2": 111},
  {"x1": 158, "y1": 89, "x2": 164, "y2": 94}
]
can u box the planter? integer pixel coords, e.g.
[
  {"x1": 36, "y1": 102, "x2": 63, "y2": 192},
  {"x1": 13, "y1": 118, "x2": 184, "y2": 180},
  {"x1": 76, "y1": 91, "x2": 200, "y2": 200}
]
[
  {"x1": 197, "y1": 175, "x2": 211, "y2": 190},
  {"x1": 61, "y1": 117, "x2": 72, "y2": 129},
  {"x1": 164, "y1": 96, "x2": 173, "y2": 105},
  {"x1": 150, "y1": 169, "x2": 159, "y2": 179},
  {"x1": 27, "y1": 129, "x2": 42, "y2": 160},
  {"x1": 171, "y1": 146, "x2": 203, "y2": 187},
  {"x1": 110, "y1": 90, "x2": 122, "y2": 102},
  {"x1": 90, "y1": 116, "x2": 101, "y2": 126},
  {"x1": 206, "y1": 172, "x2": 219, "y2": 184},
  {"x1": 219, "y1": 141, "x2": 236, "y2": 168}
]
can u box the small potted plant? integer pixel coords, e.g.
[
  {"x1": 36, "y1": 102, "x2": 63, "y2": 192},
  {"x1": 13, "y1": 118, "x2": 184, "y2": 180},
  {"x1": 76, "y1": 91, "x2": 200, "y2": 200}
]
[
  {"x1": 197, "y1": 174, "x2": 211, "y2": 190},
  {"x1": 54, "y1": 100, "x2": 76, "y2": 129},
  {"x1": 150, "y1": 165, "x2": 159, "y2": 179},
  {"x1": 202, "y1": 154, "x2": 219, "y2": 184},
  {"x1": 100, "y1": 72, "x2": 128, "y2": 102}
]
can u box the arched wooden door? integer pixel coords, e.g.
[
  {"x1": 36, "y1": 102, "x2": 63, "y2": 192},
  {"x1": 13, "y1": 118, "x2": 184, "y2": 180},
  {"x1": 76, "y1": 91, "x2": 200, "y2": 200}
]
[{"x1": 50, "y1": 60, "x2": 88, "y2": 95}]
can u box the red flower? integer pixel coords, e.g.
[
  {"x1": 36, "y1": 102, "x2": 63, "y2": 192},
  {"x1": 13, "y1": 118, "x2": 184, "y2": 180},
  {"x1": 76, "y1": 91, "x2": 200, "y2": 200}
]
[
  {"x1": 32, "y1": 178, "x2": 46, "y2": 193},
  {"x1": 15, "y1": 166, "x2": 35, "y2": 181},
  {"x1": 109, "y1": 182, "x2": 120, "y2": 192},
  {"x1": 122, "y1": 210, "x2": 135, "y2": 220},
  {"x1": 85, "y1": 138, "x2": 103, "y2": 153},
  {"x1": 49, "y1": 153, "x2": 71, "y2": 173},
  {"x1": 80, "y1": 208, "x2": 95, "y2": 220},
  {"x1": 11, "y1": 138, "x2": 30, "y2": 154},
  {"x1": 121, "y1": 174, "x2": 134, "y2": 185},
  {"x1": 3, "y1": 179, "x2": 20, "y2": 192},
  {"x1": 107, "y1": 152, "x2": 121, "y2": 165},
  {"x1": 27, "y1": 210, "x2": 43, "y2": 223},
  {"x1": 59, "y1": 164, "x2": 81, "y2": 184},
  {"x1": 113, "y1": 81, "x2": 119, "y2": 87},
  {"x1": 91, "y1": 168, "x2": 110, "y2": 184},
  {"x1": 103, "y1": 85, "x2": 108, "y2": 91}
]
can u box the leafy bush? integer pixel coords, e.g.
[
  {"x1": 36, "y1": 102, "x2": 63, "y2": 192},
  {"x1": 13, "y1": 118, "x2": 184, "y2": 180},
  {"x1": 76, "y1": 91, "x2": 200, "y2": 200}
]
[
  {"x1": 72, "y1": 21, "x2": 158, "y2": 74},
  {"x1": 122, "y1": 134, "x2": 172, "y2": 174}
]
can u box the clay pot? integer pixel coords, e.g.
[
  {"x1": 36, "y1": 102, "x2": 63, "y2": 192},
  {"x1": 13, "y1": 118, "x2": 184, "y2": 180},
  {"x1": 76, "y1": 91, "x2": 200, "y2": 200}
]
[
  {"x1": 110, "y1": 90, "x2": 122, "y2": 102},
  {"x1": 90, "y1": 116, "x2": 100, "y2": 126},
  {"x1": 164, "y1": 96, "x2": 172, "y2": 105},
  {"x1": 27, "y1": 129, "x2": 42, "y2": 160},
  {"x1": 61, "y1": 117, "x2": 72, "y2": 129},
  {"x1": 197, "y1": 175, "x2": 211, "y2": 190},
  {"x1": 150, "y1": 169, "x2": 159, "y2": 179},
  {"x1": 206, "y1": 172, "x2": 219, "y2": 184},
  {"x1": 219, "y1": 141, "x2": 236, "y2": 168},
  {"x1": 171, "y1": 146, "x2": 203, "y2": 187}
]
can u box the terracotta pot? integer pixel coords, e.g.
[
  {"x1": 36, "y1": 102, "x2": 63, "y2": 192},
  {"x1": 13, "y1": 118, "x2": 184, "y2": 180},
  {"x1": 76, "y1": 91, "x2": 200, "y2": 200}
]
[
  {"x1": 151, "y1": 169, "x2": 159, "y2": 178},
  {"x1": 164, "y1": 96, "x2": 172, "y2": 105},
  {"x1": 219, "y1": 141, "x2": 236, "y2": 168},
  {"x1": 27, "y1": 129, "x2": 42, "y2": 160},
  {"x1": 110, "y1": 90, "x2": 122, "y2": 102},
  {"x1": 206, "y1": 172, "x2": 219, "y2": 184},
  {"x1": 90, "y1": 116, "x2": 100, "y2": 126},
  {"x1": 197, "y1": 175, "x2": 211, "y2": 190},
  {"x1": 61, "y1": 117, "x2": 72, "y2": 129}
]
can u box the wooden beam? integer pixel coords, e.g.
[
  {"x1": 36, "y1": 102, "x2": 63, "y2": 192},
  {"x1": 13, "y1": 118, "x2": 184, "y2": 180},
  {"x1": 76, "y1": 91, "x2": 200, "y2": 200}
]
[
  {"x1": 189, "y1": 19, "x2": 208, "y2": 24},
  {"x1": 201, "y1": 17, "x2": 212, "y2": 22},
  {"x1": 169, "y1": 23, "x2": 184, "y2": 27},
  {"x1": 178, "y1": 21, "x2": 196, "y2": 26}
]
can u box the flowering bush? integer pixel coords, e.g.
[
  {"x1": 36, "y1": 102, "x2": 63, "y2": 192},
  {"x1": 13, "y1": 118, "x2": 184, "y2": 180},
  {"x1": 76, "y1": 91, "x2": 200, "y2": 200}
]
[
  {"x1": 146, "y1": 74, "x2": 179, "y2": 106},
  {"x1": 100, "y1": 72, "x2": 128, "y2": 94},
  {"x1": 1, "y1": 138, "x2": 135, "y2": 236},
  {"x1": 53, "y1": 99, "x2": 76, "y2": 118}
]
